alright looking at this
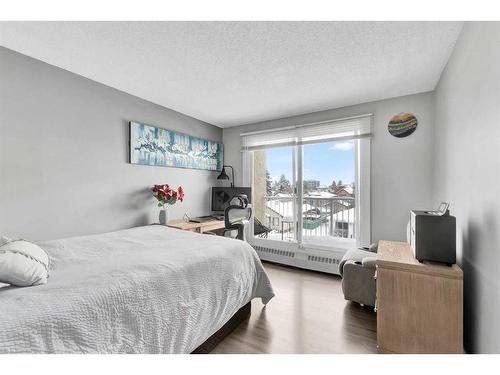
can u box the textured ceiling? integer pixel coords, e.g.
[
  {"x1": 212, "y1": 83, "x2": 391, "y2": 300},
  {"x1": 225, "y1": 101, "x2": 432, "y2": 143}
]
[{"x1": 0, "y1": 22, "x2": 463, "y2": 127}]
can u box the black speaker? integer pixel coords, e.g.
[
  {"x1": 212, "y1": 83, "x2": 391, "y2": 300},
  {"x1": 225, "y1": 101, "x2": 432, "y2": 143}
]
[{"x1": 409, "y1": 210, "x2": 456, "y2": 265}]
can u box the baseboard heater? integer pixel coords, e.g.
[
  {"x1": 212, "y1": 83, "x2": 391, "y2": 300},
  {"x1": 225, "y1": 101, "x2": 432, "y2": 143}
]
[{"x1": 252, "y1": 245, "x2": 342, "y2": 275}]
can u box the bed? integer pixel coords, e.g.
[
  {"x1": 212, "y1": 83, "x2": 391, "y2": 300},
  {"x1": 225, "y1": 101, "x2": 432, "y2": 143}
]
[{"x1": 0, "y1": 225, "x2": 274, "y2": 353}]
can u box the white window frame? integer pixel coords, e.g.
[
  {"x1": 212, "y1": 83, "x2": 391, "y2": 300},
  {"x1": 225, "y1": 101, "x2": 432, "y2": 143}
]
[
  {"x1": 242, "y1": 115, "x2": 371, "y2": 257},
  {"x1": 356, "y1": 136, "x2": 371, "y2": 248}
]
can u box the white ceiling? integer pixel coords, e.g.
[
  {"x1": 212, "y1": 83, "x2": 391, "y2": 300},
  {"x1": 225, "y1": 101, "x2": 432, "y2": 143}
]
[{"x1": 0, "y1": 22, "x2": 463, "y2": 128}]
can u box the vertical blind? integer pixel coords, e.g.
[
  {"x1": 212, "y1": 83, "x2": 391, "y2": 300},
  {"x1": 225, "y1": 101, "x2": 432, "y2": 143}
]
[{"x1": 241, "y1": 114, "x2": 372, "y2": 151}]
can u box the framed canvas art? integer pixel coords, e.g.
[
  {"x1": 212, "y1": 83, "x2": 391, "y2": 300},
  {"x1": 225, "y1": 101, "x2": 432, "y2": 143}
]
[{"x1": 129, "y1": 121, "x2": 223, "y2": 171}]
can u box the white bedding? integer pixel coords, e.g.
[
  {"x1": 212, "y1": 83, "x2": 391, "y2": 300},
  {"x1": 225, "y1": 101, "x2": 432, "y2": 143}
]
[{"x1": 0, "y1": 225, "x2": 274, "y2": 353}]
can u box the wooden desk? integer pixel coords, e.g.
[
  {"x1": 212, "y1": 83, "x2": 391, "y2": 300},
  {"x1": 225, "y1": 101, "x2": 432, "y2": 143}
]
[
  {"x1": 166, "y1": 218, "x2": 225, "y2": 234},
  {"x1": 376, "y1": 240, "x2": 463, "y2": 353}
]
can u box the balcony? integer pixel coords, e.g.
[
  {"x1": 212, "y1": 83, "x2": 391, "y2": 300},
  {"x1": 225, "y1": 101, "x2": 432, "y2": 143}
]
[{"x1": 257, "y1": 195, "x2": 355, "y2": 243}]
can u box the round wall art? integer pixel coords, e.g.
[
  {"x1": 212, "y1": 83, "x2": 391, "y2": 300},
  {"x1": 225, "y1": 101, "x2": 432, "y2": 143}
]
[{"x1": 388, "y1": 113, "x2": 418, "y2": 138}]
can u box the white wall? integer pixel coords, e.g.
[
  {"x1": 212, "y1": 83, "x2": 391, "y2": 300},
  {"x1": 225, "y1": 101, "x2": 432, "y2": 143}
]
[
  {"x1": 223, "y1": 92, "x2": 435, "y2": 243},
  {"x1": 0, "y1": 47, "x2": 222, "y2": 241},
  {"x1": 433, "y1": 22, "x2": 500, "y2": 353}
]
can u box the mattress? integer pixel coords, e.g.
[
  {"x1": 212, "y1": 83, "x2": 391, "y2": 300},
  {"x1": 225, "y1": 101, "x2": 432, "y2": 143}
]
[{"x1": 0, "y1": 225, "x2": 274, "y2": 353}]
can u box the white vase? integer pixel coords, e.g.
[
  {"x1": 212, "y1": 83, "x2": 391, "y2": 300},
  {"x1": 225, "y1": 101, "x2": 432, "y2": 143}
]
[{"x1": 159, "y1": 208, "x2": 169, "y2": 225}]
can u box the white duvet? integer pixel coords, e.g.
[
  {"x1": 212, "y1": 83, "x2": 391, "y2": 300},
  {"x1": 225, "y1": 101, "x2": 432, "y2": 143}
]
[{"x1": 0, "y1": 225, "x2": 274, "y2": 353}]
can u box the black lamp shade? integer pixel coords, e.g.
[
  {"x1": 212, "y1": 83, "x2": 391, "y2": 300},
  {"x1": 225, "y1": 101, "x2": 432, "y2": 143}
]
[{"x1": 217, "y1": 167, "x2": 230, "y2": 180}]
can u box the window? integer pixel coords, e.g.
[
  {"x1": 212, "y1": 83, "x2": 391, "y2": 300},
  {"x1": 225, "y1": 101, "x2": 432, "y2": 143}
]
[
  {"x1": 252, "y1": 145, "x2": 296, "y2": 241},
  {"x1": 336, "y1": 222, "x2": 349, "y2": 230},
  {"x1": 302, "y1": 140, "x2": 355, "y2": 243},
  {"x1": 335, "y1": 222, "x2": 350, "y2": 238},
  {"x1": 242, "y1": 114, "x2": 371, "y2": 255}
]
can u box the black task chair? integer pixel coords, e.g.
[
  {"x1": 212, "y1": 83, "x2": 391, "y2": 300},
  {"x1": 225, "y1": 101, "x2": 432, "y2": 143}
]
[
  {"x1": 223, "y1": 195, "x2": 252, "y2": 241},
  {"x1": 253, "y1": 217, "x2": 272, "y2": 238}
]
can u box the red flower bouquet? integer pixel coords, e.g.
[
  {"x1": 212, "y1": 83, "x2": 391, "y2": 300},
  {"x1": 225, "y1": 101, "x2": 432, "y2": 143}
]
[{"x1": 152, "y1": 184, "x2": 184, "y2": 208}]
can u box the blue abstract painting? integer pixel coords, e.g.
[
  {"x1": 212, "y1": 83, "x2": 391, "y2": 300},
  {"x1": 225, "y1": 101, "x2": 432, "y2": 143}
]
[{"x1": 129, "y1": 121, "x2": 223, "y2": 171}]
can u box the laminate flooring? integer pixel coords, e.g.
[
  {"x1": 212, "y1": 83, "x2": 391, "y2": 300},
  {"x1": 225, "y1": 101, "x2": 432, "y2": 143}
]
[{"x1": 212, "y1": 262, "x2": 377, "y2": 354}]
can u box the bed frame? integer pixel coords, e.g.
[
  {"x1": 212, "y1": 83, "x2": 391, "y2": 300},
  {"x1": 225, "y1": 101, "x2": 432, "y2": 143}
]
[{"x1": 192, "y1": 302, "x2": 251, "y2": 354}]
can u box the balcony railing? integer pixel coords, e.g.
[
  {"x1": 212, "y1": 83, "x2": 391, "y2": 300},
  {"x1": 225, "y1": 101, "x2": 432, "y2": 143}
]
[{"x1": 261, "y1": 196, "x2": 355, "y2": 242}]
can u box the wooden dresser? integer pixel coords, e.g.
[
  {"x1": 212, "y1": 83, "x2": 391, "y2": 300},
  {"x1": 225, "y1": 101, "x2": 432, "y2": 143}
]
[{"x1": 376, "y1": 240, "x2": 463, "y2": 353}]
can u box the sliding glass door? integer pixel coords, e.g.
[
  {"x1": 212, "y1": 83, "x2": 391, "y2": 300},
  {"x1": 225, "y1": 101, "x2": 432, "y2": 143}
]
[
  {"x1": 242, "y1": 114, "x2": 371, "y2": 272},
  {"x1": 251, "y1": 140, "x2": 357, "y2": 249},
  {"x1": 301, "y1": 140, "x2": 356, "y2": 247}
]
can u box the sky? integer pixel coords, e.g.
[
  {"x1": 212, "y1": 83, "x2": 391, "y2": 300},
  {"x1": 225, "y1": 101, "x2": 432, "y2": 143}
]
[{"x1": 265, "y1": 140, "x2": 355, "y2": 186}]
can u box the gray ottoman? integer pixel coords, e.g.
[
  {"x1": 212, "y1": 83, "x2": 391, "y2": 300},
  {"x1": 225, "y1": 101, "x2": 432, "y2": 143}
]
[{"x1": 339, "y1": 243, "x2": 378, "y2": 307}]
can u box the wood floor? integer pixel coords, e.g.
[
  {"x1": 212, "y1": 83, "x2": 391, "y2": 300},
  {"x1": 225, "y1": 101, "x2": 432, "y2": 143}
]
[{"x1": 212, "y1": 262, "x2": 377, "y2": 354}]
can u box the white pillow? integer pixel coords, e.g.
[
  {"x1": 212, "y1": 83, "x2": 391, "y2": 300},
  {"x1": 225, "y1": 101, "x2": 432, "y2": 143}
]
[{"x1": 0, "y1": 239, "x2": 49, "y2": 286}]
